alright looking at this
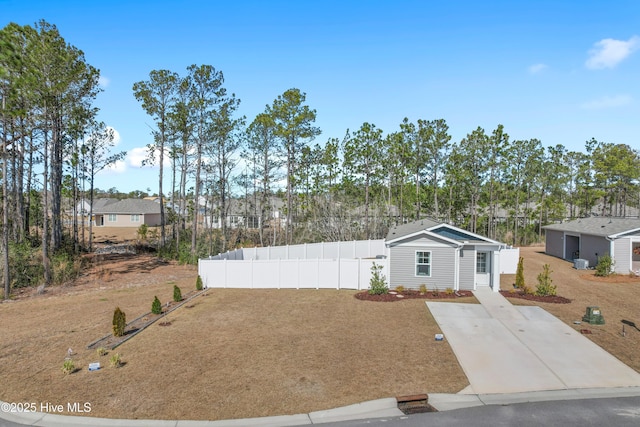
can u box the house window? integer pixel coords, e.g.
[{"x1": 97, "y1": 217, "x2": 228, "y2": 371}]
[
  {"x1": 477, "y1": 252, "x2": 487, "y2": 273},
  {"x1": 415, "y1": 251, "x2": 431, "y2": 277},
  {"x1": 131, "y1": 214, "x2": 140, "y2": 222},
  {"x1": 108, "y1": 214, "x2": 117, "y2": 222}
]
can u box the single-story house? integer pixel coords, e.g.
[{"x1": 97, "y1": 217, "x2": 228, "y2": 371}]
[
  {"x1": 92, "y1": 199, "x2": 162, "y2": 227},
  {"x1": 385, "y1": 219, "x2": 517, "y2": 292},
  {"x1": 543, "y1": 217, "x2": 640, "y2": 274}
]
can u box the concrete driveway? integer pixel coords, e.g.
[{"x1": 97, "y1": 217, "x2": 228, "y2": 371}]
[{"x1": 427, "y1": 289, "x2": 640, "y2": 395}]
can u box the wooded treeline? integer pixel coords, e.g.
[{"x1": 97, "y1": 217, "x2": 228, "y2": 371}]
[{"x1": 2, "y1": 21, "x2": 640, "y2": 298}]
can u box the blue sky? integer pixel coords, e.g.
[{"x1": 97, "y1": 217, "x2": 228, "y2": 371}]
[{"x1": 2, "y1": 0, "x2": 640, "y2": 193}]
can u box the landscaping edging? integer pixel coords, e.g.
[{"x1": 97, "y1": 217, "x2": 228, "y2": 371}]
[{"x1": 87, "y1": 289, "x2": 206, "y2": 350}]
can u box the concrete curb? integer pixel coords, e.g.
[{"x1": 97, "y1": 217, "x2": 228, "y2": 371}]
[{"x1": 4, "y1": 389, "x2": 640, "y2": 426}]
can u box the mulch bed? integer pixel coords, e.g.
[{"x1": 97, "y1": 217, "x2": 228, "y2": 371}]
[
  {"x1": 500, "y1": 290, "x2": 571, "y2": 304},
  {"x1": 355, "y1": 289, "x2": 473, "y2": 302}
]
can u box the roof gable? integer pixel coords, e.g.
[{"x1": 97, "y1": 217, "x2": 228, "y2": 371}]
[{"x1": 386, "y1": 218, "x2": 502, "y2": 245}]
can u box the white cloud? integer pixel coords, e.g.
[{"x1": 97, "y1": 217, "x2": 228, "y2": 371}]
[
  {"x1": 528, "y1": 63, "x2": 547, "y2": 74},
  {"x1": 106, "y1": 126, "x2": 121, "y2": 146},
  {"x1": 128, "y1": 147, "x2": 149, "y2": 168},
  {"x1": 585, "y1": 36, "x2": 640, "y2": 69},
  {"x1": 98, "y1": 75, "x2": 110, "y2": 88},
  {"x1": 104, "y1": 159, "x2": 127, "y2": 173},
  {"x1": 580, "y1": 94, "x2": 632, "y2": 109}
]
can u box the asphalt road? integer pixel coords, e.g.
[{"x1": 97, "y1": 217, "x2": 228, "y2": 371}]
[
  {"x1": 1, "y1": 396, "x2": 639, "y2": 427},
  {"x1": 316, "y1": 396, "x2": 640, "y2": 427}
]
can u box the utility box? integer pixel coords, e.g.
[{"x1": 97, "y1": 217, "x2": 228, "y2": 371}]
[
  {"x1": 574, "y1": 259, "x2": 589, "y2": 270},
  {"x1": 582, "y1": 306, "x2": 605, "y2": 325}
]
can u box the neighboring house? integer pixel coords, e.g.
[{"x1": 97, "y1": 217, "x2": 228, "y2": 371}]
[
  {"x1": 76, "y1": 198, "x2": 119, "y2": 215},
  {"x1": 385, "y1": 219, "x2": 518, "y2": 292},
  {"x1": 92, "y1": 199, "x2": 162, "y2": 227},
  {"x1": 542, "y1": 217, "x2": 640, "y2": 274}
]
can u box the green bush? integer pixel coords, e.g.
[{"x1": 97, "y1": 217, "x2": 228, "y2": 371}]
[
  {"x1": 515, "y1": 256, "x2": 525, "y2": 288},
  {"x1": 62, "y1": 359, "x2": 75, "y2": 374},
  {"x1": 110, "y1": 353, "x2": 122, "y2": 368},
  {"x1": 151, "y1": 296, "x2": 162, "y2": 314},
  {"x1": 112, "y1": 307, "x2": 126, "y2": 337},
  {"x1": 535, "y1": 264, "x2": 557, "y2": 296},
  {"x1": 368, "y1": 263, "x2": 388, "y2": 295},
  {"x1": 595, "y1": 254, "x2": 614, "y2": 277},
  {"x1": 173, "y1": 285, "x2": 182, "y2": 302},
  {"x1": 196, "y1": 275, "x2": 203, "y2": 291},
  {"x1": 137, "y1": 223, "x2": 148, "y2": 240}
]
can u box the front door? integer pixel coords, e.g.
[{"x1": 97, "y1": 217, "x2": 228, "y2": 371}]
[{"x1": 476, "y1": 252, "x2": 491, "y2": 287}]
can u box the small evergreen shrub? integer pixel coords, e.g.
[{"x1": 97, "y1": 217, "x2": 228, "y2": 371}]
[
  {"x1": 112, "y1": 307, "x2": 126, "y2": 337},
  {"x1": 535, "y1": 264, "x2": 557, "y2": 296},
  {"x1": 515, "y1": 257, "x2": 525, "y2": 288},
  {"x1": 595, "y1": 254, "x2": 614, "y2": 277},
  {"x1": 137, "y1": 223, "x2": 148, "y2": 240},
  {"x1": 96, "y1": 347, "x2": 107, "y2": 357},
  {"x1": 368, "y1": 263, "x2": 388, "y2": 295},
  {"x1": 196, "y1": 275, "x2": 203, "y2": 291},
  {"x1": 151, "y1": 296, "x2": 162, "y2": 314},
  {"x1": 395, "y1": 285, "x2": 405, "y2": 293},
  {"x1": 419, "y1": 284, "x2": 427, "y2": 294},
  {"x1": 62, "y1": 359, "x2": 75, "y2": 374},
  {"x1": 445, "y1": 287, "x2": 455, "y2": 295},
  {"x1": 110, "y1": 353, "x2": 122, "y2": 368},
  {"x1": 173, "y1": 285, "x2": 182, "y2": 302}
]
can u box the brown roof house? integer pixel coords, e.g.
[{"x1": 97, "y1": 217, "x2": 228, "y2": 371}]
[{"x1": 92, "y1": 199, "x2": 162, "y2": 227}]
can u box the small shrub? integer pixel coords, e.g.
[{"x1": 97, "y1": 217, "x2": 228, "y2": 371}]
[
  {"x1": 151, "y1": 296, "x2": 162, "y2": 314},
  {"x1": 535, "y1": 264, "x2": 557, "y2": 296},
  {"x1": 137, "y1": 223, "x2": 148, "y2": 240},
  {"x1": 62, "y1": 359, "x2": 75, "y2": 374},
  {"x1": 173, "y1": 285, "x2": 182, "y2": 302},
  {"x1": 395, "y1": 285, "x2": 405, "y2": 293},
  {"x1": 515, "y1": 257, "x2": 525, "y2": 288},
  {"x1": 96, "y1": 347, "x2": 107, "y2": 357},
  {"x1": 595, "y1": 254, "x2": 614, "y2": 277},
  {"x1": 110, "y1": 353, "x2": 122, "y2": 368},
  {"x1": 368, "y1": 263, "x2": 388, "y2": 295},
  {"x1": 521, "y1": 284, "x2": 534, "y2": 295},
  {"x1": 196, "y1": 275, "x2": 203, "y2": 291},
  {"x1": 419, "y1": 284, "x2": 427, "y2": 294},
  {"x1": 445, "y1": 287, "x2": 455, "y2": 295},
  {"x1": 112, "y1": 307, "x2": 126, "y2": 337}
]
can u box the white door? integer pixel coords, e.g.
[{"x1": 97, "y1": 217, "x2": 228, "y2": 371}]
[{"x1": 476, "y1": 252, "x2": 491, "y2": 287}]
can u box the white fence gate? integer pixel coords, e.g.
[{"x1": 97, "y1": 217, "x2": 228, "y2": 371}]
[{"x1": 199, "y1": 240, "x2": 389, "y2": 290}]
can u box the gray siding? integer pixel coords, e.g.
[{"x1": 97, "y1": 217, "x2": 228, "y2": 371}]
[
  {"x1": 389, "y1": 245, "x2": 456, "y2": 290},
  {"x1": 459, "y1": 248, "x2": 476, "y2": 290},
  {"x1": 545, "y1": 229, "x2": 564, "y2": 259},
  {"x1": 580, "y1": 234, "x2": 611, "y2": 267},
  {"x1": 614, "y1": 238, "x2": 631, "y2": 274}
]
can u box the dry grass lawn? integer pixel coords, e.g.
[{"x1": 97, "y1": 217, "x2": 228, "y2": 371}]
[{"x1": 0, "y1": 230, "x2": 469, "y2": 421}]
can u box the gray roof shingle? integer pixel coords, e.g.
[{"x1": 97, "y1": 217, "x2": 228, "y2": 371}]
[
  {"x1": 542, "y1": 217, "x2": 640, "y2": 237},
  {"x1": 92, "y1": 199, "x2": 161, "y2": 215}
]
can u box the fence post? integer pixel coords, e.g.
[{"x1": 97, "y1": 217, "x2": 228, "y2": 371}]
[
  {"x1": 277, "y1": 258, "x2": 281, "y2": 289},
  {"x1": 337, "y1": 258, "x2": 341, "y2": 290},
  {"x1": 251, "y1": 258, "x2": 254, "y2": 289},
  {"x1": 358, "y1": 258, "x2": 361, "y2": 290}
]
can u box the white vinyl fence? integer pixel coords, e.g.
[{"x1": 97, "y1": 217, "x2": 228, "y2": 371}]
[
  {"x1": 199, "y1": 240, "x2": 389, "y2": 290},
  {"x1": 499, "y1": 247, "x2": 520, "y2": 274}
]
